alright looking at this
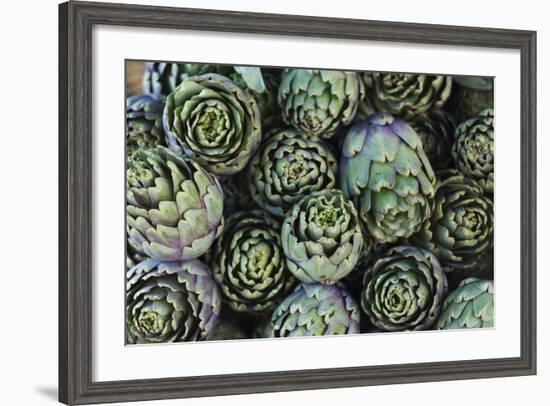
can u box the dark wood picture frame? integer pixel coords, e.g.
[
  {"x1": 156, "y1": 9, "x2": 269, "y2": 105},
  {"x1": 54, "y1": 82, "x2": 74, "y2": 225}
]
[{"x1": 59, "y1": 1, "x2": 537, "y2": 404}]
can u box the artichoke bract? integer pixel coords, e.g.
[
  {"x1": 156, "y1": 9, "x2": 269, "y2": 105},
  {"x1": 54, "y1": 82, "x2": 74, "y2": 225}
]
[
  {"x1": 438, "y1": 278, "x2": 494, "y2": 329},
  {"x1": 278, "y1": 69, "x2": 364, "y2": 139},
  {"x1": 126, "y1": 259, "x2": 221, "y2": 343},
  {"x1": 452, "y1": 109, "x2": 494, "y2": 193},
  {"x1": 163, "y1": 73, "x2": 262, "y2": 175},
  {"x1": 272, "y1": 283, "x2": 360, "y2": 337},
  {"x1": 281, "y1": 189, "x2": 364, "y2": 284},
  {"x1": 410, "y1": 110, "x2": 455, "y2": 170},
  {"x1": 410, "y1": 169, "x2": 494, "y2": 271},
  {"x1": 210, "y1": 210, "x2": 295, "y2": 314},
  {"x1": 362, "y1": 73, "x2": 452, "y2": 119},
  {"x1": 127, "y1": 147, "x2": 224, "y2": 261},
  {"x1": 361, "y1": 245, "x2": 448, "y2": 331},
  {"x1": 126, "y1": 94, "x2": 166, "y2": 154},
  {"x1": 249, "y1": 128, "x2": 338, "y2": 217},
  {"x1": 340, "y1": 113, "x2": 436, "y2": 244}
]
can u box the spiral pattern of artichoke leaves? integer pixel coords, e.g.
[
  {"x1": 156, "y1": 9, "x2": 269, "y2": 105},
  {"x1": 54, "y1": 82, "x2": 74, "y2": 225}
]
[
  {"x1": 437, "y1": 277, "x2": 494, "y2": 329},
  {"x1": 163, "y1": 73, "x2": 262, "y2": 175},
  {"x1": 249, "y1": 128, "x2": 338, "y2": 217},
  {"x1": 410, "y1": 170, "x2": 494, "y2": 271},
  {"x1": 410, "y1": 110, "x2": 455, "y2": 170},
  {"x1": 281, "y1": 190, "x2": 364, "y2": 284},
  {"x1": 127, "y1": 147, "x2": 224, "y2": 261},
  {"x1": 278, "y1": 69, "x2": 364, "y2": 139},
  {"x1": 452, "y1": 109, "x2": 494, "y2": 193},
  {"x1": 126, "y1": 259, "x2": 221, "y2": 344},
  {"x1": 362, "y1": 73, "x2": 452, "y2": 119},
  {"x1": 361, "y1": 245, "x2": 448, "y2": 331},
  {"x1": 272, "y1": 283, "x2": 360, "y2": 337},
  {"x1": 210, "y1": 211, "x2": 295, "y2": 313},
  {"x1": 126, "y1": 94, "x2": 166, "y2": 154},
  {"x1": 340, "y1": 113, "x2": 436, "y2": 244}
]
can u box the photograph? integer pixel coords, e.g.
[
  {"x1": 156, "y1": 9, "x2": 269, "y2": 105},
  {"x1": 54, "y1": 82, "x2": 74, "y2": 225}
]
[{"x1": 125, "y1": 61, "x2": 495, "y2": 344}]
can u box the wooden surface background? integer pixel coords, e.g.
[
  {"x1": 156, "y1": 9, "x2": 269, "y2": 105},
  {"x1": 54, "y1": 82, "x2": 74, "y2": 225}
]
[{"x1": 126, "y1": 61, "x2": 145, "y2": 96}]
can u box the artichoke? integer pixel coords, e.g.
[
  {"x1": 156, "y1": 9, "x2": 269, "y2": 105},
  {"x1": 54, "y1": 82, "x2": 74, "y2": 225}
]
[
  {"x1": 438, "y1": 278, "x2": 494, "y2": 329},
  {"x1": 249, "y1": 128, "x2": 338, "y2": 217},
  {"x1": 126, "y1": 259, "x2": 221, "y2": 344},
  {"x1": 361, "y1": 245, "x2": 448, "y2": 331},
  {"x1": 126, "y1": 94, "x2": 166, "y2": 155},
  {"x1": 126, "y1": 146, "x2": 224, "y2": 261},
  {"x1": 362, "y1": 73, "x2": 452, "y2": 119},
  {"x1": 163, "y1": 73, "x2": 262, "y2": 175},
  {"x1": 272, "y1": 283, "x2": 360, "y2": 337},
  {"x1": 452, "y1": 109, "x2": 494, "y2": 193},
  {"x1": 281, "y1": 189, "x2": 364, "y2": 284},
  {"x1": 410, "y1": 169, "x2": 494, "y2": 271},
  {"x1": 446, "y1": 76, "x2": 494, "y2": 124},
  {"x1": 210, "y1": 210, "x2": 295, "y2": 314},
  {"x1": 340, "y1": 113, "x2": 436, "y2": 244},
  {"x1": 207, "y1": 319, "x2": 249, "y2": 341},
  {"x1": 278, "y1": 69, "x2": 364, "y2": 139},
  {"x1": 410, "y1": 110, "x2": 455, "y2": 170}
]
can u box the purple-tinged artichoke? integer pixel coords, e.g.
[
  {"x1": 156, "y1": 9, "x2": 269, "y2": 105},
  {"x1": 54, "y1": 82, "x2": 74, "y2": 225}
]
[
  {"x1": 163, "y1": 73, "x2": 262, "y2": 175},
  {"x1": 127, "y1": 146, "x2": 224, "y2": 261},
  {"x1": 340, "y1": 113, "x2": 436, "y2": 244},
  {"x1": 452, "y1": 109, "x2": 494, "y2": 193},
  {"x1": 438, "y1": 278, "x2": 494, "y2": 329},
  {"x1": 281, "y1": 189, "x2": 364, "y2": 284},
  {"x1": 249, "y1": 128, "x2": 338, "y2": 217},
  {"x1": 272, "y1": 283, "x2": 360, "y2": 337},
  {"x1": 126, "y1": 259, "x2": 221, "y2": 343},
  {"x1": 278, "y1": 69, "x2": 364, "y2": 139},
  {"x1": 361, "y1": 245, "x2": 448, "y2": 331}
]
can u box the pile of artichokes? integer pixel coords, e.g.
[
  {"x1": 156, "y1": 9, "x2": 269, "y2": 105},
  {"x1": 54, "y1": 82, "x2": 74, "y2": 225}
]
[{"x1": 126, "y1": 62, "x2": 495, "y2": 343}]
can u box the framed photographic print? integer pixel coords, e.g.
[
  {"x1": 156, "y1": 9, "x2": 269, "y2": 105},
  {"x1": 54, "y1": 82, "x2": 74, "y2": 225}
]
[{"x1": 59, "y1": 1, "x2": 537, "y2": 405}]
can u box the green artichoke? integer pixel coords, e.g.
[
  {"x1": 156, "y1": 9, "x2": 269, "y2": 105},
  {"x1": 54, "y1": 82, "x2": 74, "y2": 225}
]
[
  {"x1": 410, "y1": 110, "x2": 455, "y2": 170},
  {"x1": 446, "y1": 76, "x2": 494, "y2": 124},
  {"x1": 126, "y1": 94, "x2": 166, "y2": 155},
  {"x1": 163, "y1": 73, "x2": 262, "y2": 175},
  {"x1": 340, "y1": 113, "x2": 436, "y2": 244},
  {"x1": 278, "y1": 69, "x2": 364, "y2": 139},
  {"x1": 272, "y1": 283, "x2": 360, "y2": 337},
  {"x1": 207, "y1": 319, "x2": 249, "y2": 341},
  {"x1": 126, "y1": 259, "x2": 221, "y2": 343},
  {"x1": 248, "y1": 128, "x2": 338, "y2": 217},
  {"x1": 281, "y1": 189, "x2": 364, "y2": 284},
  {"x1": 452, "y1": 109, "x2": 494, "y2": 193},
  {"x1": 210, "y1": 210, "x2": 295, "y2": 313},
  {"x1": 127, "y1": 146, "x2": 224, "y2": 261},
  {"x1": 438, "y1": 278, "x2": 494, "y2": 329},
  {"x1": 410, "y1": 169, "x2": 494, "y2": 271},
  {"x1": 362, "y1": 73, "x2": 452, "y2": 119},
  {"x1": 361, "y1": 245, "x2": 448, "y2": 331}
]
